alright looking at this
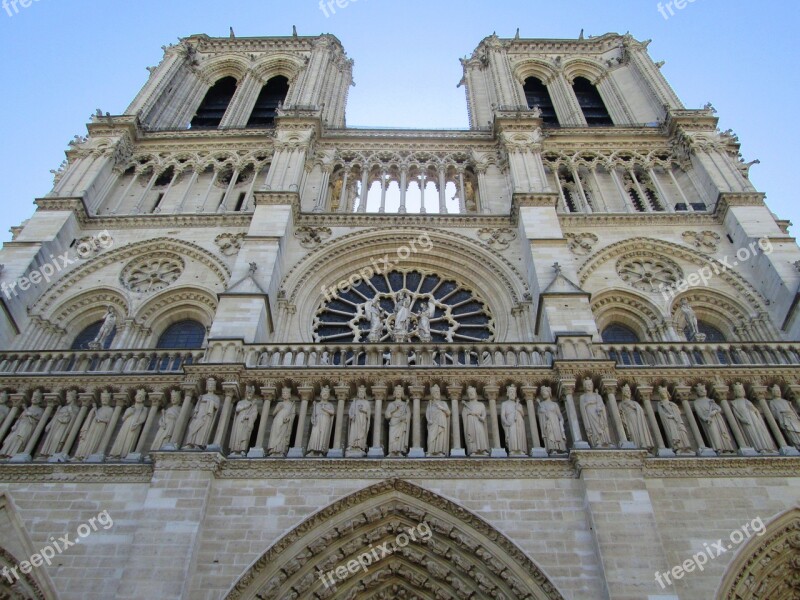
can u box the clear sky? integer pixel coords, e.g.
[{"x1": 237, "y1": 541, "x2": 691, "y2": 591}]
[{"x1": 0, "y1": 0, "x2": 797, "y2": 241}]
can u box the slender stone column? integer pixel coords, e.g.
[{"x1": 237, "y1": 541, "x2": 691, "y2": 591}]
[
  {"x1": 754, "y1": 386, "x2": 798, "y2": 456},
  {"x1": 358, "y1": 168, "x2": 370, "y2": 212},
  {"x1": 408, "y1": 384, "x2": 425, "y2": 458},
  {"x1": 288, "y1": 384, "x2": 313, "y2": 458},
  {"x1": 329, "y1": 384, "x2": 350, "y2": 458},
  {"x1": 338, "y1": 168, "x2": 350, "y2": 213},
  {"x1": 457, "y1": 171, "x2": 467, "y2": 213},
  {"x1": 559, "y1": 379, "x2": 588, "y2": 449},
  {"x1": 522, "y1": 384, "x2": 547, "y2": 457},
  {"x1": 602, "y1": 380, "x2": 631, "y2": 448},
  {"x1": 15, "y1": 397, "x2": 57, "y2": 462},
  {"x1": 438, "y1": 169, "x2": 447, "y2": 213},
  {"x1": 168, "y1": 385, "x2": 196, "y2": 449},
  {"x1": 134, "y1": 392, "x2": 163, "y2": 457},
  {"x1": 248, "y1": 385, "x2": 275, "y2": 458},
  {"x1": 89, "y1": 394, "x2": 127, "y2": 462},
  {"x1": 419, "y1": 174, "x2": 427, "y2": 214},
  {"x1": 369, "y1": 383, "x2": 387, "y2": 458},
  {"x1": 447, "y1": 384, "x2": 465, "y2": 457},
  {"x1": 59, "y1": 394, "x2": 93, "y2": 460},
  {"x1": 399, "y1": 168, "x2": 408, "y2": 213},
  {"x1": 209, "y1": 385, "x2": 237, "y2": 453},
  {"x1": 314, "y1": 166, "x2": 332, "y2": 213},
  {"x1": 483, "y1": 384, "x2": 507, "y2": 457},
  {"x1": 379, "y1": 171, "x2": 388, "y2": 213}
]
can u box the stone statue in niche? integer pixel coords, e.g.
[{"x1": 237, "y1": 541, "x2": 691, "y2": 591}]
[
  {"x1": 40, "y1": 390, "x2": 79, "y2": 457},
  {"x1": 183, "y1": 378, "x2": 220, "y2": 449},
  {"x1": 693, "y1": 383, "x2": 735, "y2": 453},
  {"x1": 769, "y1": 385, "x2": 800, "y2": 447},
  {"x1": 89, "y1": 306, "x2": 117, "y2": 350},
  {"x1": 109, "y1": 389, "x2": 148, "y2": 459},
  {"x1": 731, "y1": 382, "x2": 776, "y2": 453},
  {"x1": 391, "y1": 293, "x2": 412, "y2": 342},
  {"x1": 416, "y1": 301, "x2": 435, "y2": 343},
  {"x1": 346, "y1": 385, "x2": 371, "y2": 456},
  {"x1": 267, "y1": 388, "x2": 296, "y2": 457},
  {"x1": 307, "y1": 386, "x2": 335, "y2": 456},
  {"x1": 74, "y1": 391, "x2": 114, "y2": 460},
  {"x1": 152, "y1": 390, "x2": 182, "y2": 451},
  {"x1": 618, "y1": 384, "x2": 654, "y2": 450},
  {"x1": 501, "y1": 385, "x2": 527, "y2": 456},
  {"x1": 538, "y1": 386, "x2": 567, "y2": 454},
  {"x1": 656, "y1": 386, "x2": 693, "y2": 454},
  {"x1": 579, "y1": 379, "x2": 612, "y2": 448},
  {"x1": 461, "y1": 386, "x2": 490, "y2": 457},
  {"x1": 426, "y1": 385, "x2": 450, "y2": 457},
  {"x1": 229, "y1": 385, "x2": 259, "y2": 456},
  {"x1": 679, "y1": 299, "x2": 705, "y2": 342},
  {"x1": 0, "y1": 391, "x2": 44, "y2": 457},
  {"x1": 385, "y1": 386, "x2": 411, "y2": 457}
]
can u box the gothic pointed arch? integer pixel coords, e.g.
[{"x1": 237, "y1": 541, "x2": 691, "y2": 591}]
[
  {"x1": 717, "y1": 507, "x2": 800, "y2": 600},
  {"x1": 135, "y1": 286, "x2": 217, "y2": 346},
  {"x1": 579, "y1": 237, "x2": 768, "y2": 314},
  {"x1": 225, "y1": 479, "x2": 564, "y2": 600},
  {"x1": 279, "y1": 228, "x2": 531, "y2": 343},
  {"x1": 591, "y1": 289, "x2": 664, "y2": 341},
  {"x1": 47, "y1": 288, "x2": 130, "y2": 346},
  {"x1": 31, "y1": 237, "x2": 230, "y2": 319},
  {"x1": 670, "y1": 289, "x2": 753, "y2": 341}
]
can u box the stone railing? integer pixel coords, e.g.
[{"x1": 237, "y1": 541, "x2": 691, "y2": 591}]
[
  {"x1": 599, "y1": 342, "x2": 800, "y2": 368},
  {"x1": 227, "y1": 342, "x2": 558, "y2": 369},
  {"x1": 0, "y1": 349, "x2": 204, "y2": 375}
]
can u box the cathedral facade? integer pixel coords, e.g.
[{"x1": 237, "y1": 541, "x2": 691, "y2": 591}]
[{"x1": 0, "y1": 31, "x2": 798, "y2": 599}]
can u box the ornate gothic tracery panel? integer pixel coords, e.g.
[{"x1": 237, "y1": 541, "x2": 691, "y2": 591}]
[{"x1": 313, "y1": 269, "x2": 494, "y2": 343}]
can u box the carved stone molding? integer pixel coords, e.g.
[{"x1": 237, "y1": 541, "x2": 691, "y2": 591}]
[
  {"x1": 682, "y1": 230, "x2": 721, "y2": 253},
  {"x1": 215, "y1": 232, "x2": 246, "y2": 256},
  {"x1": 477, "y1": 228, "x2": 517, "y2": 250},
  {"x1": 0, "y1": 464, "x2": 152, "y2": 483},
  {"x1": 565, "y1": 232, "x2": 599, "y2": 256},
  {"x1": 294, "y1": 226, "x2": 332, "y2": 249}
]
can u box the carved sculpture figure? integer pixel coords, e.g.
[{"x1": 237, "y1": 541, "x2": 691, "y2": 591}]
[
  {"x1": 769, "y1": 385, "x2": 800, "y2": 447},
  {"x1": 40, "y1": 390, "x2": 79, "y2": 457},
  {"x1": 152, "y1": 390, "x2": 182, "y2": 451},
  {"x1": 426, "y1": 385, "x2": 450, "y2": 457},
  {"x1": 679, "y1": 299, "x2": 701, "y2": 340},
  {"x1": 416, "y1": 301, "x2": 435, "y2": 343},
  {"x1": 91, "y1": 306, "x2": 117, "y2": 349},
  {"x1": 579, "y1": 379, "x2": 612, "y2": 448},
  {"x1": 731, "y1": 383, "x2": 776, "y2": 452},
  {"x1": 109, "y1": 389, "x2": 148, "y2": 458},
  {"x1": 183, "y1": 378, "x2": 220, "y2": 449},
  {"x1": 618, "y1": 384, "x2": 654, "y2": 450},
  {"x1": 501, "y1": 385, "x2": 527, "y2": 456},
  {"x1": 74, "y1": 391, "x2": 114, "y2": 459},
  {"x1": 0, "y1": 392, "x2": 9, "y2": 426},
  {"x1": 347, "y1": 385, "x2": 371, "y2": 454},
  {"x1": 386, "y1": 386, "x2": 411, "y2": 457},
  {"x1": 656, "y1": 386, "x2": 692, "y2": 453},
  {"x1": 693, "y1": 383, "x2": 735, "y2": 452},
  {"x1": 267, "y1": 388, "x2": 296, "y2": 457},
  {"x1": 461, "y1": 386, "x2": 489, "y2": 456},
  {"x1": 538, "y1": 386, "x2": 567, "y2": 454},
  {"x1": 229, "y1": 385, "x2": 259, "y2": 455},
  {"x1": 366, "y1": 296, "x2": 384, "y2": 342},
  {"x1": 391, "y1": 293, "x2": 412, "y2": 342},
  {"x1": 0, "y1": 391, "x2": 44, "y2": 457},
  {"x1": 307, "y1": 386, "x2": 335, "y2": 456}
]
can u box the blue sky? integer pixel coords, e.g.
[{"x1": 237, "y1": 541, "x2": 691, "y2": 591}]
[{"x1": 0, "y1": 0, "x2": 797, "y2": 240}]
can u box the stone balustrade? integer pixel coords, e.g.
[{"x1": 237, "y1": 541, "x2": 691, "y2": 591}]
[
  {"x1": 599, "y1": 342, "x2": 800, "y2": 367},
  {"x1": 0, "y1": 349, "x2": 203, "y2": 375}
]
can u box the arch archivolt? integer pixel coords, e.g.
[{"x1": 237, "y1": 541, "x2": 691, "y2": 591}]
[
  {"x1": 717, "y1": 507, "x2": 800, "y2": 600},
  {"x1": 592, "y1": 289, "x2": 663, "y2": 341},
  {"x1": 280, "y1": 228, "x2": 530, "y2": 343},
  {"x1": 226, "y1": 479, "x2": 563, "y2": 600},
  {"x1": 512, "y1": 58, "x2": 560, "y2": 86},
  {"x1": 250, "y1": 53, "x2": 306, "y2": 84},
  {"x1": 561, "y1": 58, "x2": 607, "y2": 85},
  {"x1": 32, "y1": 238, "x2": 228, "y2": 344},
  {"x1": 670, "y1": 289, "x2": 752, "y2": 340},
  {"x1": 198, "y1": 54, "x2": 251, "y2": 83},
  {"x1": 135, "y1": 286, "x2": 217, "y2": 344},
  {"x1": 579, "y1": 237, "x2": 767, "y2": 315}
]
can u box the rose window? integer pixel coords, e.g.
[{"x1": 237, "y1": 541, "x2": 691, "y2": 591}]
[
  {"x1": 121, "y1": 254, "x2": 185, "y2": 293},
  {"x1": 616, "y1": 255, "x2": 682, "y2": 293},
  {"x1": 313, "y1": 269, "x2": 494, "y2": 343}
]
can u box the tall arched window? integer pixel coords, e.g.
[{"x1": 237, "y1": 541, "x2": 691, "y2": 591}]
[
  {"x1": 522, "y1": 77, "x2": 558, "y2": 125},
  {"x1": 247, "y1": 76, "x2": 289, "y2": 127},
  {"x1": 156, "y1": 320, "x2": 206, "y2": 349},
  {"x1": 71, "y1": 321, "x2": 116, "y2": 350},
  {"x1": 572, "y1": 77, "x2": 613, "y2": 126},
  {"x1": 694, "y1": 321, "x2": 726, "y2": 343},
  {"x1": 190, "y1": 76, "x2": 238, "y2": 129}
]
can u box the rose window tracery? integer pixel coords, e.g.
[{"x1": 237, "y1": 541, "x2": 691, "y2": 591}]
[
  {"x1": 616, "y1": 255, "x2": 682, "y2": 293},
  {"x1": 313, "y1": 269, "x2": 494, "y2": 343},
  {"x1": 121, "y1": 254, "x2": 185, "y2": 293}
]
